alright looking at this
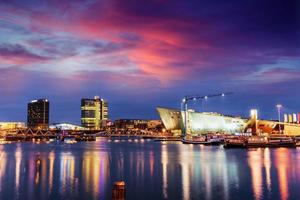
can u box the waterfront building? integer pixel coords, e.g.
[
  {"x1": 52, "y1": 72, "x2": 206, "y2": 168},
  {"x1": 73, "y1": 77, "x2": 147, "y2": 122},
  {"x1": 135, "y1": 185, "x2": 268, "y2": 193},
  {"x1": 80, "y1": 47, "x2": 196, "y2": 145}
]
[
  {"x1": 81, "y1": 96, "x2": 108, "y2": 130},
  {"x1": 27, "y1": 99, "x2": 49, "y2": 129},
  {"x1": 113, "y1": 119, "x2": 163, "y2": 130},
  {"x1": 49, "y1": 123, "x2": 87, "y2": 131},
  {"x1": 114, "y1": 119, "x2": 148, "y2": 129},
  {"x1": 147, "y1": 120, "x2": 163, "y2": 129},
  {"x1": 157, "y1": 107, "x2": 300, "y2": 136},
  {"x1": 0, "y1": 122, "x2": 26, "y2": 130}
]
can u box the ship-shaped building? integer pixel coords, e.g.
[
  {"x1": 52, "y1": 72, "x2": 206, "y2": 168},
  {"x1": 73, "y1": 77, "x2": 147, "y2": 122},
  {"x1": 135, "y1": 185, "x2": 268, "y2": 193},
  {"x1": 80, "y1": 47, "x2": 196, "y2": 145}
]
[{"x1": 157, "y1": 107, "x2": 300, "y2": 136}]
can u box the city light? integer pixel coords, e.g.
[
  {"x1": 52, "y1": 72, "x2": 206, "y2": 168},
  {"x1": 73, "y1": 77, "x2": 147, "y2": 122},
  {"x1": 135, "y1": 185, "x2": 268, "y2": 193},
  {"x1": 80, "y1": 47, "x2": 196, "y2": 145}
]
[{"x1": 276, "y1": 104, "x2": 283, "y2": 134}]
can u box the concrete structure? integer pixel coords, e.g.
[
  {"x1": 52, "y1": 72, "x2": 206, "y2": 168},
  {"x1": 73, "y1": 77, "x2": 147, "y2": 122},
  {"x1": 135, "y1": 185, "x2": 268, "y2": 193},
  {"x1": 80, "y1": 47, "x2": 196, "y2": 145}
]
[
  {"x1": 27, "y1": 99, "x2": 49, "y2": 129},
  {"x1": 81, "y1": 96, "x2": 108, "y2": 130}
]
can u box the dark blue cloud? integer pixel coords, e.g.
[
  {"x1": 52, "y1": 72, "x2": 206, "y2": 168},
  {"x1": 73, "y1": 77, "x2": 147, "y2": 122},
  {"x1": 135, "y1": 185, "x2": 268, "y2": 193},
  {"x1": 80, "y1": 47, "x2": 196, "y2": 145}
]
[{"x1": 0, "y1": 0, "x2": 299, "y2": 124}]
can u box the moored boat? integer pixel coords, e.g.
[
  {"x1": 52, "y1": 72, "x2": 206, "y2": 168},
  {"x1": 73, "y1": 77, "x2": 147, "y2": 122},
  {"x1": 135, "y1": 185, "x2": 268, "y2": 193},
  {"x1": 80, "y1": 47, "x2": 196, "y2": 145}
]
[
  {"x1": 223, "y1": 138, "x2": 246, "y2": 148},
  {"x1": 182, "y1": 135, "x2": 207, "y2": 144},
  {"x1": 267, "y1": 136, "x2": 296, "y2": 148},
  {"x1": 224, "y1": 136, "x2": 296, "y2": 148},
  {"x1": 245, "y1": 136, "x2": 268, "y2": 147},
  {"x1": 182, "y1": 135, "x2": 223, "y2": 145}
]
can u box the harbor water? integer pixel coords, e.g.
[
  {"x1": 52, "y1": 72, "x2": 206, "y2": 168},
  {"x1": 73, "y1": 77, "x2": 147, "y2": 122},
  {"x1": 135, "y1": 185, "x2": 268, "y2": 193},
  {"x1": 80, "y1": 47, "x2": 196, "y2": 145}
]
[{"x1": 0, "y1": 138, "x2": 300, "y2": 200}]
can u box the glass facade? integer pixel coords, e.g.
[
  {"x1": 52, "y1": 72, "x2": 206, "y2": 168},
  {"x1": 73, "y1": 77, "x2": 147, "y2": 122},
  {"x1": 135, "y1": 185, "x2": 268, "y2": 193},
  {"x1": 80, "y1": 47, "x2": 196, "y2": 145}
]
[
  {"x1": 81, "y1": 97, "x2": 108, "y2": 130},
  {"x1": 27, "y1": 99, "x2": 49, "y2": 129}
]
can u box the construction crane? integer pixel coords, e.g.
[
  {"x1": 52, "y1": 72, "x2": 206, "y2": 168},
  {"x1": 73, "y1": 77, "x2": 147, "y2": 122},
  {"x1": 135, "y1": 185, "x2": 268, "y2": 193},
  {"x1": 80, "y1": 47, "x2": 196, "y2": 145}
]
[{"x1": 181, "y1": 92, "x2": 234, "y2": 136}]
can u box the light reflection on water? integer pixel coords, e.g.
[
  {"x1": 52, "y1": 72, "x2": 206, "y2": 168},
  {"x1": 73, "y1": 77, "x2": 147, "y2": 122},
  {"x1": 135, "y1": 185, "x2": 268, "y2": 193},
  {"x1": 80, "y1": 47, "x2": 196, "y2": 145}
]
[{"x1": 0, "y1": 139, "x2": 299, "y2": 199}]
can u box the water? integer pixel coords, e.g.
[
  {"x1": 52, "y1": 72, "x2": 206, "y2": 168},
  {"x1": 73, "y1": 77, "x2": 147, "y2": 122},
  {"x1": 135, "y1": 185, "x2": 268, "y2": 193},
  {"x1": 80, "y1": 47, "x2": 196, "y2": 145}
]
[{"x1": 0, "y1": 138, "x2": 300, "y2": 200}]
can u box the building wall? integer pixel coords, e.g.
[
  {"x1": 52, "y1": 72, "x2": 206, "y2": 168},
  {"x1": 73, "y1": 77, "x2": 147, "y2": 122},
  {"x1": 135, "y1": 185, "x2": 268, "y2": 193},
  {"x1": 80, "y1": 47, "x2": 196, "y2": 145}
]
[
  {"x1": 284, "y1": 124, "x2": 300, "y2": 135},
  {"x1": 244, "y1": 120, "x2": 300, "y2": 136},
  {"x1": 157, "y1": 107, "x2": 247, "y2": 135},
  {"x1": 156, "y1": 107, "x2": 183, "y2": 131},
  {"x1": 187, "y1": 112, "x2": 247, "y2": 134}
]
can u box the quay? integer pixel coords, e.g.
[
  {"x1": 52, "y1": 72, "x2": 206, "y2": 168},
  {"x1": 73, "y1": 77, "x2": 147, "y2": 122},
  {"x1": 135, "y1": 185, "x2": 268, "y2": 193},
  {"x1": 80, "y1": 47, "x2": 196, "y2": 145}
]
[{"x1": 0, "y1": 128, "x2": 166, "y2": 142}]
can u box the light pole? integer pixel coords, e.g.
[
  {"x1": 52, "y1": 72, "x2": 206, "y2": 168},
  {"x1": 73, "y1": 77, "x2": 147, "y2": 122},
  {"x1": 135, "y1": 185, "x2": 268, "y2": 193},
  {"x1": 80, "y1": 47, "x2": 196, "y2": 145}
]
[
  {"x1": 276, "y1": 104, "x2": 282, "y2": 134},
  {"x1": 181, "y1": 98, "x2": 187, "y2": 137}
]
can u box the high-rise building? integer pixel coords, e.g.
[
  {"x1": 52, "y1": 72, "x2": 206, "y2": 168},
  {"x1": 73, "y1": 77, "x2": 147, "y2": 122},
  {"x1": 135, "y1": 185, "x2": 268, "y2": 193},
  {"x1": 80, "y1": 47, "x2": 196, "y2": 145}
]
[
  {"x1": 81, "y1": 96, "x2": 108, "y2": 130},
  {"x1": 27, "y1": 99, "x2": 49, "y2": 129}
]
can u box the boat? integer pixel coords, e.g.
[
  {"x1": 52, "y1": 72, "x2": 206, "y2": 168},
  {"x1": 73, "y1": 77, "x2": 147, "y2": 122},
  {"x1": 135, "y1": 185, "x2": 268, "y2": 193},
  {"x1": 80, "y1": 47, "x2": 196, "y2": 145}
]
[
  {"x1": 182, "y1": 135, "x2": 223, "y2": 145},
  {"x1": 182, "y1": 135, "x2": 207, "y2": 144},
  {"x1": 224, "y1": 136, "x2": 296, "y2": 148},
  {"x1": 207, "y1": 137, "x2": 223, "y2": 145},
  {"x1": 223, "y1": 138, "x2": 246, "y2": 148},
  {"x1": 154, "y1": 136, "x2": 182, "y2": 142},
  {"x1": 245, "y1": 136, "x2": 268, "y2": 147},
  {"x1": 267, "y1": 136, "x2": 296, "y2": 148}
]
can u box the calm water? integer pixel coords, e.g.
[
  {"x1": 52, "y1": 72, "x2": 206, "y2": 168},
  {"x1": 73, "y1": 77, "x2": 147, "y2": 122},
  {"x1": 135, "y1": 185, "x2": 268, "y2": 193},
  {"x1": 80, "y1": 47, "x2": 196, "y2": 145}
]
[{"x1": 0, "y1": 138, "x2": 300, "y2": 200}]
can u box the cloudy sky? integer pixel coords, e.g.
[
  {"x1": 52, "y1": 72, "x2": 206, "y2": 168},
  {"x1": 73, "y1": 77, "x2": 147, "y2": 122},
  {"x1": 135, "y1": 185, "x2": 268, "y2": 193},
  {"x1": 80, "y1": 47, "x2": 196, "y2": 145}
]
[{"x1": 0, "y1": 0, "x2": 299, "y2": 123}]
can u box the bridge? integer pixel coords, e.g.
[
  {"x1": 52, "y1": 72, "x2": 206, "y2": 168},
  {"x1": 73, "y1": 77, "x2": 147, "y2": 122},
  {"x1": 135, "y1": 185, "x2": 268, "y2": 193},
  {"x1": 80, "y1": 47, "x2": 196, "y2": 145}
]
[{"x1": 0, "y1": 128, "x2": 166, "y2": 141}]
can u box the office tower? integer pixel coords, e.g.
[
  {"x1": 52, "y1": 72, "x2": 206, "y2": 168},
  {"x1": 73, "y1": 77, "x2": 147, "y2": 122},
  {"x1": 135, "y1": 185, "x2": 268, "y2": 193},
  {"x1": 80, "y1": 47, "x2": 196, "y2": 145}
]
[
  {"x1": 81, "y1": 96, "x2": 108, "y2": 130},
  {"x1": 27, "y1": 99, "x2": 49, "y2": 129}
]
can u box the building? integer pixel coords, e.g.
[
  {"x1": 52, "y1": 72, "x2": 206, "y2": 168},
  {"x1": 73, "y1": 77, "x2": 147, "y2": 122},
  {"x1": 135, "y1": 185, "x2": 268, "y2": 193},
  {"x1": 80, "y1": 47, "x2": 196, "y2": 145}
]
[
  {"x1": 157, "y1": 107, "x2": 300, "y2": 136},
  {"x1": 27, "y1": 99, "x2": 49, "y2": 129},
  {"x1": 114, "y1": 119, "x2": 148, "y2": 129},
  {"x1": 0, "y1": 122, "x2": 26, "y2": 130},
  {"x1": 157, "y1": 107, "x2": 248, "y2": 135},
  {"x1": 147, "y1": 120, "x2": 163, "y2": 129},
  {"x1": 81, "y1": 96, "x2": 108, "y2": 130},
  {"x1": 49, "y1": 123, "x2": 87, "y2": 131}
]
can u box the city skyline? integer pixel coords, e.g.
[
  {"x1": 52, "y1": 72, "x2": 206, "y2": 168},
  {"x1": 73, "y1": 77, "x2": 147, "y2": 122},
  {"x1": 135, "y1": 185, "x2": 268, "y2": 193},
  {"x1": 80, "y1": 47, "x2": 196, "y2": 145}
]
[{"x1": 0, "y1": 0, "x2": 299, "y2": 124}]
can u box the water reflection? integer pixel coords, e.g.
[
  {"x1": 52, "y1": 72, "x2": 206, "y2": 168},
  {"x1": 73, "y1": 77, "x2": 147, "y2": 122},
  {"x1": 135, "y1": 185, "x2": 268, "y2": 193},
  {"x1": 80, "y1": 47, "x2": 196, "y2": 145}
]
[
  {"x1": 248, "y1": 148, "x2": 293, "y2": 200},
  {"x1": 161, "y1": 144, "x2": 168, "y2": 199},
  {"x1": 179, "y1": 144, "x2": 191, "y2": 200},
  {"x1": 48, "y1": 151, "x2": 55, "y2": 193},
  {"x1": 0, "y1": 141, "x2": 299, "y2": 200},
  {"x1": 264, "y1": 148, "x2": 271, "y2": 191},
  {"x1": 82, "y1": 151, "x2": 110, "y2": 199},
  {"x1": 15, "y1": 145, "x2": 22, "y2": 198},
  {"x1": 275, "y1": 149, "x2": 290, "y2": 200},
  {"x1": 248, "y1": 149, "x2": 263, "y2": 200},
  {"x1": 0, "y1": 146, "x2": 7, "y2": 193},
  {"x1": 60, "y1": 152, "x2": 75, "y2": 195}
]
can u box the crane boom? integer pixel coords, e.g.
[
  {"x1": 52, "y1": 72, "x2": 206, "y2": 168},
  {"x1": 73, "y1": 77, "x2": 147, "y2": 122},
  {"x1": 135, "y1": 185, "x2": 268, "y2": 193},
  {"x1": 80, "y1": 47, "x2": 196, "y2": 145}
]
[
  {"x1": 181, "y1": 92, "x2": 234, "y2": 136},
  {"x1": 184, "y1": 92, "x2": 233, "y2": 102}
]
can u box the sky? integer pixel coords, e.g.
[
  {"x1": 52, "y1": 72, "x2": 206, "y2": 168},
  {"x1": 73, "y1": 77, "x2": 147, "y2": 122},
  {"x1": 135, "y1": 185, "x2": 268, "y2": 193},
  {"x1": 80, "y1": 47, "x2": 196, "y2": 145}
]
[{"x1": 0, "y1": 0, "x2": 299, "y2": 124}]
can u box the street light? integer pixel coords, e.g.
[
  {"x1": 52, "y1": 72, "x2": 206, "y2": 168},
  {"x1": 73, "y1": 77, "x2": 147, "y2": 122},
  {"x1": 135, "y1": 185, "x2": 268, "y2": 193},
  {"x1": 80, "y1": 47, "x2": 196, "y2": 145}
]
[{"x1": 276, "y1": 104, "x2": 282, "y2": 134}]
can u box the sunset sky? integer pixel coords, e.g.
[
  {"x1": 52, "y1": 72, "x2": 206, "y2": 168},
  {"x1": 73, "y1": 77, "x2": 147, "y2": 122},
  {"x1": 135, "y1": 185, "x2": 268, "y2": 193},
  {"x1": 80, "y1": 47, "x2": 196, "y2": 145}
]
[{"x1": 0, "y1": 0, "x2": 299, "y2": 123}]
